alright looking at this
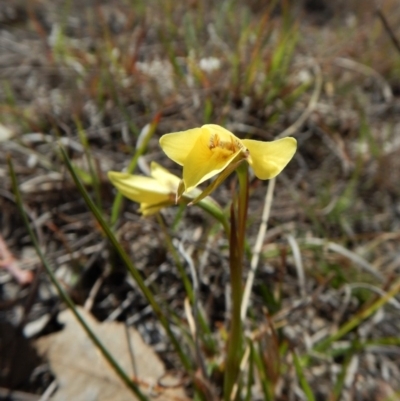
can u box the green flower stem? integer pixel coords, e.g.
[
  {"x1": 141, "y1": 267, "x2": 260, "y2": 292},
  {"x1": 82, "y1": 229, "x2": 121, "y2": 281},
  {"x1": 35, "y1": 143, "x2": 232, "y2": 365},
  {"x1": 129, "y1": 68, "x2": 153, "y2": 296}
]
[
  {"x1": 8, "y1": 156, "x2": 149, "y2": 401},
  {"x1": 196, "y1": 197, "x2": 230, "y2": 238},
  {"x1": 236, "y1": 163, "x2": 250, "y2": 250},
  {"x1": 224, "y1": 163, "x2": 249, "y2": 401}
]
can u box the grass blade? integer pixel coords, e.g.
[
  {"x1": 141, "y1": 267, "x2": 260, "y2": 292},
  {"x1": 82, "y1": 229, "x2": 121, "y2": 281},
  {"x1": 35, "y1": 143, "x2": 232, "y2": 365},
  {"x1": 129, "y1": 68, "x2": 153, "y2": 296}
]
[
  {"x1": 293, "y1": 351, "x2": 315, "y2": 401},
  {"x1": 314, "y1": 278, "x2": 400, "y2": 353},
  {"x1": 110, "y1": 114, "x2": 160, "y2": 225},
  {"x1": 7, "y1": 155, "x2": 149, "y2": 401},
  {"x1": 59, "y1": 144, "x2": 192, "y2": 371}
]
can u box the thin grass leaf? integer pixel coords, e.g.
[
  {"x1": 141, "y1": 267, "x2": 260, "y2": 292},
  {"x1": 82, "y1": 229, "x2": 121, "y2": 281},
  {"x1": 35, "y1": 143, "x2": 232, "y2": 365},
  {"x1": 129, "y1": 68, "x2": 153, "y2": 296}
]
[
  {"x1": 52, "y1": 0, "x2": 72, "y2": 61},
  {"x1": 111, "y1": 114, "x2": 160, "y2": 225},
  {"x1": 331, "y1": 343, "x2": 357, "y2": 401},
  {"x1": 292, "y1": 351, "x2": 315, "y2": 401},
  {"x1": 157, "y1": 214, "x2": 216, "y2": 351},
  {"x1": 7, "y1": 156, "x2": 149, "y2": 401},
  {"x1": 158, "y1": 29, "x2": 184, "y2": 79},
  {"x1": 156, "y1": 214, "x2": 194, "y2": 302},
  {"x1": 283, "y1": 80, "x2": 313, "y2": 108},
  {"x1": 359, "y1": 112, "x2": 381, "y2": 159},
  {"x1": 203, "y1": 98, "x2": 213, "y2": 124},
  {"x1": 171, "y1": 203, "x2": 186, "y2": 231},
  {"x1": 244, "y1": 348, "x2": 254, "y2": 401},
  {"x1": 243, "y1": 3, "x2": 278, "y2": 90},
  {"x1": 250, "y1": 340, "x2": 272, "y2": 401},
  {"x1": 74, "y1": 116, "x2": 103, "y2": 211},
  {"x1": 59, "y1": 144, "x2": 192, "y2": 371},
  {"x1": 314, "y1": 278, "x2": 400, "y2": 353},
  {"x1": 104, "y1": 68, "x2": 140, "y2": 137},
  {"x1": 70, "y1": 164, "x2": 93, "y2": 185},
  {"x1": 302, "y1": 238, "x2": 383, "y2": 281}
]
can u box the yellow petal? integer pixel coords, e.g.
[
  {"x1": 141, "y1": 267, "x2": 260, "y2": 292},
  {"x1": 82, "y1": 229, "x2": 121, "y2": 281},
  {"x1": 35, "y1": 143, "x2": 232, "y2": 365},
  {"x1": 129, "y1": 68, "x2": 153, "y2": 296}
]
[
  {"x1": 159, "y1": 128, "x2": 204, "y2": 166},
  {"x1": 140, "y1": 201, "x2": 172, "y2": 216},
  {"x1": 242, "y1": 137, "x2": 297, "y2": 180},
  {"x1": 150, "y1": 162, "x2": 181, "y2": 190},
  {"x1": 108, "y1": 171, "x2": 171, "y2": 204},
  {"x1": 183, "y1": 127, "x2": 242, "y2": 191}
]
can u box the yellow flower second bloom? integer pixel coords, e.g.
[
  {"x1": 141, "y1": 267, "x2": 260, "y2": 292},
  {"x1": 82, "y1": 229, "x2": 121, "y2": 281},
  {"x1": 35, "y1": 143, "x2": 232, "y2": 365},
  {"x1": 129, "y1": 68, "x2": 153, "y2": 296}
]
[{"x1": 108, "y1": 162, "x2": 180, "y2": 216}]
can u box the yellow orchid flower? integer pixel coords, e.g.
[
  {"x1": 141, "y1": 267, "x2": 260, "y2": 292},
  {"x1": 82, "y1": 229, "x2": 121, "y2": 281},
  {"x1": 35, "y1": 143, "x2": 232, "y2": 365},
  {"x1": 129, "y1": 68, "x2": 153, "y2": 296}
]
[
  {"x1": 108, "y1": 161, "x2": 230, "y2": 232},
  {"x1": 159, "y1": 124, "x2": 297, "y2": 192},
  {"x1": 108, "y1": 162, "x2": 180, "y2": 216}
]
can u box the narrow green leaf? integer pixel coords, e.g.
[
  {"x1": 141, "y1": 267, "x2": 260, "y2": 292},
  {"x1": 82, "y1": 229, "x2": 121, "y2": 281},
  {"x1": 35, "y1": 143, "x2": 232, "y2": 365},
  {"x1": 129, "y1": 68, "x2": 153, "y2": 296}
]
[
  {"x1": 59, "y1": 145, "x2": 192, "y2": 371},
  {"x1": 111, "y1": 114, "x2": 160, "y2": 225},
  {"x1": 74, "y1": 115, "x2": 103, "y2": 211},
  {"x1": 314, "y1": 278, "x2": 400, "y2": 353},
  {"x1": 332, "y1": 343, "x2": 357, "y2": 401},
  {"x1": 293, "y1": 351, "x2": 315, "y2": 401},
  {"x1": 7, "y1": 156, "x2": 149, "y2": 401}
]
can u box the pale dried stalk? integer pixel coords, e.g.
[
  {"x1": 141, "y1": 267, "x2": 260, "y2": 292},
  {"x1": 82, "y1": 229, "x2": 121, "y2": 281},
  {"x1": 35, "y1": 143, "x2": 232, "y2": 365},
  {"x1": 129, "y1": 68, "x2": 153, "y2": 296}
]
[
  {"x1": 277, "y1": 59, "x2": 323, "y2": 139},
  {"x1": 241, "y1": 177, "x2": 276, "y2": 321}
]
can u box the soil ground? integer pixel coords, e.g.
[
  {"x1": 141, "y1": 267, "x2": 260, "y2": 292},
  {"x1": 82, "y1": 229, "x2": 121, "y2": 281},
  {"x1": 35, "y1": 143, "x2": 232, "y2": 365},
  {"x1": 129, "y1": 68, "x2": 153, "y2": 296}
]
[{"x1": 1, "y1": 1, "x2": 400, "y2": 400}]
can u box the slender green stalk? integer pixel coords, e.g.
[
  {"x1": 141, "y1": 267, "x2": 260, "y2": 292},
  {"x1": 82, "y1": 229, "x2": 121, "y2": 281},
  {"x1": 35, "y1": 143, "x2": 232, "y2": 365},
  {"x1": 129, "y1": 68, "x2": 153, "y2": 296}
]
[
  {"x1": 74, "y1": 116, "x2": 103, "y2": 211},
  {"x1": 224, "y1": 163, "x2": 249, "y2": 401},
  {"x1": 224, "y1": 207, "x2": 242, "y2": 400},
  {"x1": 250, "y1": 341, "x2": 273, "y2": 401},
  {"x1": 59, "y1": 145, "x2": 192, "y2": 371},
  {"x1": 236, "y1": 163, "x2": 249, "y2": 250},
  {"x1": 332, "y1": 344, "x2": 356, "y2": 401},
  {"x1": 7, "y1": 156, "x2": 149, "y2": 401},
  {"x1": 293, "y1": 351, "x2": 315, "y2": 401},
  {"x1": 244, "y1": 345, "x2": 254, "y2": 401},
  {"x1": 111, "y1": 115, "x2": 160, "y2": 225},
  {"x1": 156, "y1": 213, "x2": 194, "y2": 300},
  {"x1": 197, "y1": 197, "x2": 230, "y2": 238},
  {"x1": 157, "y1": 214, "x2": 216, "y2": 354}
]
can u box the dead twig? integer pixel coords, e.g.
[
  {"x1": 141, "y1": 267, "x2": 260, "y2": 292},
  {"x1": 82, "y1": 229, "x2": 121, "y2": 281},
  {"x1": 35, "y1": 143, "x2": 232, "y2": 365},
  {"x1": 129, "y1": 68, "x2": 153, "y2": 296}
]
[
  {"x1": 241, "y1": 177, "x2": 276, "y2": 321},
  {"x1": 287, "y1": 234, "x2": 306, "y2": 299}
]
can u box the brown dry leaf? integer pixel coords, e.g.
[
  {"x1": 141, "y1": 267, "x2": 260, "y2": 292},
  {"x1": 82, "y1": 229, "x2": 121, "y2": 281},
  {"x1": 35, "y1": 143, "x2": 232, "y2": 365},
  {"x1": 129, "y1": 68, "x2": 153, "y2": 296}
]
[{"x1": 35, "y1": 308, "x2": 188, "y2": 401}]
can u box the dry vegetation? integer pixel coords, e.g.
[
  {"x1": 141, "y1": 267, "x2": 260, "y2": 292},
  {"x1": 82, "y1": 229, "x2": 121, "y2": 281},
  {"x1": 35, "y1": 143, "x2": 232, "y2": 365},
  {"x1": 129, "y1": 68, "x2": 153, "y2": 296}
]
[{"x1": 1, "y1": 0, "x2": 400, "y2": 400}]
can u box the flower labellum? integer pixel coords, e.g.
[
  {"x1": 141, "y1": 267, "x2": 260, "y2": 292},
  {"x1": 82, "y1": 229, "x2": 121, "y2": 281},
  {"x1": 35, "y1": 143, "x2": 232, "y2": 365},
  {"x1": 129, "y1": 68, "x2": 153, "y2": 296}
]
[{"x1": 159, "y1": 124, "x2": 297, "y2": 192}]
